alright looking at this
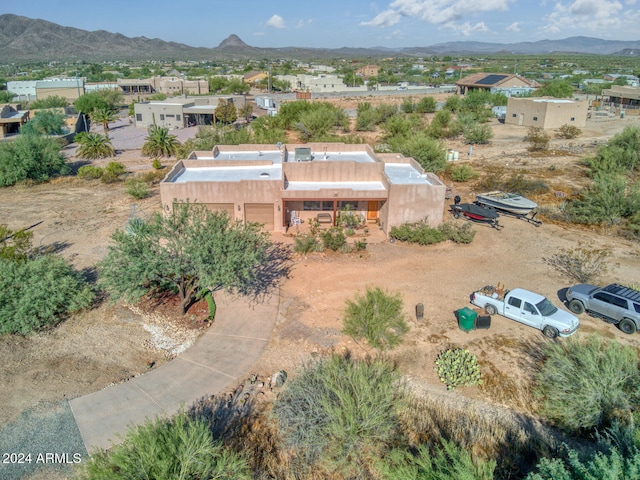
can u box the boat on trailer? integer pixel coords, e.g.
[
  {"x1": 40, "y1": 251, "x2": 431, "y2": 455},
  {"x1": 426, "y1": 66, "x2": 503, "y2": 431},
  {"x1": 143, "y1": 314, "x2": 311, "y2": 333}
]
[
  {"x1": 475, "y1": 191, "x2": 537, "y2": 215},
  {"x1": 450, "y1": 196, "x2": 501, "y2": 229},
  {"x1": 475, "y1": 191, "x2": 542, "y2": 226}
]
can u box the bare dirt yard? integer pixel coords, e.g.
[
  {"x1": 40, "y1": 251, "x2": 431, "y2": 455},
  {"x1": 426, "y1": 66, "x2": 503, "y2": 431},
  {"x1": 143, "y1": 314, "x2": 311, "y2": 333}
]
[{"x1": 1, "y1": 101, "x2": 640, "y2": 459}]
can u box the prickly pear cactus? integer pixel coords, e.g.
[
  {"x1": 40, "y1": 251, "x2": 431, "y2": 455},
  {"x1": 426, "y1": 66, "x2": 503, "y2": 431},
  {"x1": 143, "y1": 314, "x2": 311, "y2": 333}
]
[{"x1": 435, "y1": 348, "x2": 482, "y2": 390}]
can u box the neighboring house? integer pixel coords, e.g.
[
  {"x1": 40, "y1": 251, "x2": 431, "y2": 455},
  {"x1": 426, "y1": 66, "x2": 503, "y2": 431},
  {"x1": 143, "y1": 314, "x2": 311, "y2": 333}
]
[
  {"x1": 505, "y1": 97, "x2": 588, "y2": 129},
  {"x1": 456, "y1": 73, "x2": 539, "y2": 96},
  {"x1": 603, "y1": 74, "x2": 639, "y2": 87},
  {"x1": 8, "y1": 78, "x2": 84, "y2": 102},
  {"x1": 160, "y1": 143, "x2": 446, "y2": 233},
  {"x1": 133, "y1": 95, "x2": 246, "y2": 129},
  {"x1": 243, "y1": 71, "x2": 268, "y2": 85},
  {"x1": 276, "y1": 74, "x2": 360, "y2": 93},
  {"x1": 0, "y1": 104, "x2": 29, "y2": 138},
  {"x1": 356, "y1": 65, "x2": 380, "y2": 78},
  {"x1": 85, "y1": 83, "x2": 120, "y2": 93},
  {"x1": 602, "y1": 85, "x2": 640, "y2": 107},
  {"x1": 118, "y1": 76, "x2": 209, "y2": 96}
]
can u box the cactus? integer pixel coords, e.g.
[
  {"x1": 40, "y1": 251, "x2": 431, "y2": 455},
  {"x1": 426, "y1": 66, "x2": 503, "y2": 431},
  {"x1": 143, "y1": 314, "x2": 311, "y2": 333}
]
[{"x1": 435, "y1": 348, "x2": 482, "y2": 390}]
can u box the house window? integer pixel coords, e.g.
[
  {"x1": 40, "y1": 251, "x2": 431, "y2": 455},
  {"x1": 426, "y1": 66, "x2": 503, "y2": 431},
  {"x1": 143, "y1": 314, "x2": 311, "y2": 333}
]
[
  {"x1": 322, "y1": 201, "x2": 333, "y2": 211},
  {"x1": 135, "y1": 114, "x2": 142, "y2": 121},
  {"x1": 512, "y1": 113, "x2": 517, "y2": 118},
  {"x1": 533, "y1": 116, "x2": 538, "y2": 121},
  {"x1": 303, "y1": 201, "x2": 321, "y2": 210},
  {"x1": 570, "y1": 117, "x2": 575, "y2": 121},
  {"x1": 166, "y1": 114, "x2": 175, "y2": 118},
  {"x1": 159, "y1": 114, "x2": 165, "y2": 120},
  {"x1": 176, "y1": 115, "x2": 181, "y2": 121}
]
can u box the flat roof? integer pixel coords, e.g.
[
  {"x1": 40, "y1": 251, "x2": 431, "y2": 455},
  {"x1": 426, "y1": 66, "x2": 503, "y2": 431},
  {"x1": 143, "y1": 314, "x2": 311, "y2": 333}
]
[
  {"x1": 384, "y1": 163, "x2": 432, "y2": 185},
  {"x1": 169, "y1": 165, "x2": 282, "y2": 183},
  {"x1": 285, "y1": 181, "x2": 386, "y2": 191},
  {"x1": 213, "y1": 150, "x2": 283, "y2": 164},
  {"x1": 285, "y1": 151, "x2": 375, "y2": 163}
]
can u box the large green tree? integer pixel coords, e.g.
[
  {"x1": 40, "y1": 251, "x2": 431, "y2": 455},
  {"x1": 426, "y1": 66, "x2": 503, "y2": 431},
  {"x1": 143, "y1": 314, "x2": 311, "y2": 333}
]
[
  {"x1": 215, "y1": 99, "x2": 237, "y2": 125},
  {"x1": 99, "y1": 202, "x2": 277, "y2": 315},
  {"x1": 20, "y1": 110, "x2": 66, "y2": 136},
  {"x1": 0, "y1": 134, "x2": 68, "y2": 186}
]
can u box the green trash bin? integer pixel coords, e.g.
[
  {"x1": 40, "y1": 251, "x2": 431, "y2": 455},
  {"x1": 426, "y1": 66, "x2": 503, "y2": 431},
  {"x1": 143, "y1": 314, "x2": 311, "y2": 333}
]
[{"x1": 457, "y1": 307, "x2": 477, "y2": 332}]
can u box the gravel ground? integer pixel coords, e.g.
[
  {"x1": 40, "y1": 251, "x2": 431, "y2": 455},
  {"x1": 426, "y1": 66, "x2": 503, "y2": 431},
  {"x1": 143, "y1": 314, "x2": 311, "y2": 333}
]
[{"x1": 0, "y1": 401, "x2": 87, "y2": 480}]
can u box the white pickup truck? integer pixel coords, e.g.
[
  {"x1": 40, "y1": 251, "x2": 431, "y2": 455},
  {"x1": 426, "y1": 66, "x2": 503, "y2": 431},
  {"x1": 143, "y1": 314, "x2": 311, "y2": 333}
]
[{"x1": 471, "y1": 286, "x2": 580, "y2": 338}]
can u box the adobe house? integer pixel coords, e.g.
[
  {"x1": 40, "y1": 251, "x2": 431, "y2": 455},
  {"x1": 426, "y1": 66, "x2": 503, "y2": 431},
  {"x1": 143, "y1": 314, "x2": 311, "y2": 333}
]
[
  {"x1": 160, "y1": 143, "x2": 446, "y2": 234},
  {"x1": 505, "y1": 97, "x2": 588, "y2": 129},
  {"x1": 456, "y1": 73, "x2": 539, "y2": 96},
  {"x1": 0, "y1": 104, "x2": 29, "y2": 138}
]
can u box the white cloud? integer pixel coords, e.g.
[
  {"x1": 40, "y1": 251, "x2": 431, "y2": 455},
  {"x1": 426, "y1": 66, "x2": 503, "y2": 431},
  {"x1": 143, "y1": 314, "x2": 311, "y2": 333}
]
[
  {"x1": 361, "y1": 0, "x2": 514, "y2": 27},
  {"x1": 447, "y1": 21, "x2": 490, "y2": 36},
  {"x1": 266, "y1": 14, "x2": 285, "y2": 29},
  {"x1": 541, "y1": 0, "x2": 626, "y2": 34},
  {"x1": 506, "y1": 21, "x2": 520, "y2": 32}
]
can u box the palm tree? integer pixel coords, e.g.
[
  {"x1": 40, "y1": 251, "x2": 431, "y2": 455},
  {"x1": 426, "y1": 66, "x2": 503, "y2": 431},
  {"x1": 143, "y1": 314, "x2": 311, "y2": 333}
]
[
  {"x1": 90, "y1": 107, "x2": 117, "y2": 133},
  {"x1": 76, "y1": 132, "x2": 115, "y2": 159},
  {"x1": 142, "y1": 125, "x2": 180, "y2": 158}
]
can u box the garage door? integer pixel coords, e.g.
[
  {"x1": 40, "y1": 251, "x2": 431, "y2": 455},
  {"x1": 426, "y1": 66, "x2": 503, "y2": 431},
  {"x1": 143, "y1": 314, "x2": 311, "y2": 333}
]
[
  {"x1": 203, "y1": 203, "x2": 234, "y2": 219},
  {"x1": 245, "y1": 203, "x2": 274, "y2": 230}
]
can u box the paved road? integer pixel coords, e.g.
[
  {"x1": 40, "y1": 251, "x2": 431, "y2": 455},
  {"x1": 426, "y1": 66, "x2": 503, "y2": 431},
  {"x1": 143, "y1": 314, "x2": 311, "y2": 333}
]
[{"x1": 69, "y1": 291, "x2": 279, "y2": 452}]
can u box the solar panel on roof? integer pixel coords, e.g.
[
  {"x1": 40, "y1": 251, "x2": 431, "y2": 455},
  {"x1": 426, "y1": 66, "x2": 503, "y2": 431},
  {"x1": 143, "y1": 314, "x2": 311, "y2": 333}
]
[{"x1": 475, "y1": 74, "x2": 509, "y2": 86}]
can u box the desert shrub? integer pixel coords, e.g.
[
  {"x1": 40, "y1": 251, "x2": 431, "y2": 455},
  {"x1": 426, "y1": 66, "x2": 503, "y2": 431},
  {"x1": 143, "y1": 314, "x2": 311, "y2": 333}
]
[
  {"x1": 104, "y1": 161, "x2": 126, "y2": 176},
  {"x1": 126, "y1": 179, "x2": 150, "y2": 199},
  {"x1": 100, "y1": 161, "x2": 127, "y2": 183},
  {"x1": 353, "y1": 239, "x2": 367, "y2": 251},
  {"x1": 448, "y1": 164, "x2": 478, "y2": 182},
  {"x1": 535, "y1": 335, "x2": 640, "y2": 436},
  {"x1": 566, "y1": 173, "x2": 629, "y2": 225},
  {"x1": 524, "y1": 127, "x2": 551, "y2": 152},
  {"x1": 152, "y1": 158, "x2": 163, "y2": 170},
  {"x1": 390, "y1": 219, "x2": 446, "y2": 245},
  {"x1": 138, "y1": 169, "x2": 167, "y2": 184},
  {"x1": 527, "y1": 446, "x2": 640, "y2": 480},
  {"x1": 556, "y1": 124, "x2": 582, "y2": 139},
  {"x1": 401, "y1": 97, "x2": 416, "y2": 113},
  {"x1": 464, "y1": 123, "x2": 494, "y2": 144},
  {"x1": 390, "y1": 219, "x2": 476, "y2": 245},
  {"x1": 0, "y1": 255, "x2": 94, "y2": 334},
  {"x1": 584, "y1": 146, "x2": 632, "y2": 176},
  {"x1": 293, "y1": 233, "x2": 319, "y2": 254},
  {"x1": 272, "y1": 353, "x2": 405, "y2": 476},
  {"x1": 77, "y1": 165, "x2": 104, "y2": 179},
  {"x1": 416, "y1": 96, "x2": 437, "y2": 113},
  {"x1": 439, "y1": 222, "x2": 477, "y2": 244},
  {"x1": 435, "y1": 348, "x2": 483, "y2": 390},
  {"x1": 504, "y1": 174, "x2": 550, "y2": 196},
  {"x1": 321, "y1": 227, "x2": 346, "y2": 251},
  {"x1": 79, "y1": 410, "x2": 251, "y2": 480},
  {"x1": 0, "y1": 134, "x2": 68, "y2": 186},
  {"x1": 378, "y1": 442, "x2": 496, "y2": 480},
  {"x1": 0, "y1": 224, "x2": 33, "y2": 262},
  {"x1": 342, "y1": 287, "x2": 408, "y2": 350},
  {"x1": 390, "y1": 134, "x2": 447, "y2": 172},
  {"x1": 543, "y1": 242, "x2": 612, "y2": 283}
]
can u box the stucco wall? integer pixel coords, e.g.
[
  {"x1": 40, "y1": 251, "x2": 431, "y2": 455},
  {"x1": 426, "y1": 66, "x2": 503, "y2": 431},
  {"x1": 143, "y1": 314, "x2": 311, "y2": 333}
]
[{"x1": 505, "y1": 97, "x2": 588, "y2": 129}]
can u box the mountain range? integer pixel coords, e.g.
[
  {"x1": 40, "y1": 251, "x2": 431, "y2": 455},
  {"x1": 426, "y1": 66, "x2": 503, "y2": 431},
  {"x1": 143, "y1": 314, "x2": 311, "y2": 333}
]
[{"x1": 1, "y1": 14, "x2": 639, "y2": 62}]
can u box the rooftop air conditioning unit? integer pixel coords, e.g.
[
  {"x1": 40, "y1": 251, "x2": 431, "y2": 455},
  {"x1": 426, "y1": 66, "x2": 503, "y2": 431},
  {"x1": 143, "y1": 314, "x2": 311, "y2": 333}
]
[{"x1": 294, "y1": 147, "x2": 312, "y2": 162}]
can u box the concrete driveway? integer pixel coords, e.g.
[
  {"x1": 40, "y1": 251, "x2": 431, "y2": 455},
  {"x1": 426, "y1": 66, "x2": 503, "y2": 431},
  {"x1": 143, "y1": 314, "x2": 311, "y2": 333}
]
[{"x1": 69, "y1": 291, "x2": 279, "y2": 452}]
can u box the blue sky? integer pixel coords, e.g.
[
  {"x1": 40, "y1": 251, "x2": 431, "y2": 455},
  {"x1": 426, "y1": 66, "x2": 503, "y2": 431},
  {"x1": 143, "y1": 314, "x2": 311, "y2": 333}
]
[{"x1": 3, "y1": 0, "x2": 640, "y2": 49}]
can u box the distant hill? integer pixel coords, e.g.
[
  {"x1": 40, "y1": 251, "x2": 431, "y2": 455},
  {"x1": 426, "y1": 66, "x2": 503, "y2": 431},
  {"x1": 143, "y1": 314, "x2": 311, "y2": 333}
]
[{"x1": 1, "y1": 14, "x2": 639, "y2": 62}]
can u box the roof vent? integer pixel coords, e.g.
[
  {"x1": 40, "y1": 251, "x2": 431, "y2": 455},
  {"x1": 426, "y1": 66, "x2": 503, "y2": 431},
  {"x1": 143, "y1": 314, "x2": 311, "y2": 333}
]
[{"x1": 260, "y1": 172, "x2": 270, "y2": 177}]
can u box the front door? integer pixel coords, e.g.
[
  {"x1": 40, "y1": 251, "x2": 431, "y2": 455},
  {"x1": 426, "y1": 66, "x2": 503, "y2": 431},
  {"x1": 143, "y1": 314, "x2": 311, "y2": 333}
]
[{"x1": 367, "y1": 201, "x2": 379, "y2": 221}]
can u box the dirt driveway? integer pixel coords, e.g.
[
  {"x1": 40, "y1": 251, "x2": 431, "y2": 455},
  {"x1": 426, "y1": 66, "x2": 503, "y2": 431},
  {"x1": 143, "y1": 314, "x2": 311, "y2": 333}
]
[{"x1": 1, "y1": 106, "x2": 640, "y2": 431}]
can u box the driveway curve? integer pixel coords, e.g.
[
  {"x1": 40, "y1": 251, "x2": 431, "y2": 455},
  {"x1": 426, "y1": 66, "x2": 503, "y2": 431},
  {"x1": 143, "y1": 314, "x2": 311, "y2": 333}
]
[{"x1": 69, "y1": 291, "x2": 279, "y2": 452}]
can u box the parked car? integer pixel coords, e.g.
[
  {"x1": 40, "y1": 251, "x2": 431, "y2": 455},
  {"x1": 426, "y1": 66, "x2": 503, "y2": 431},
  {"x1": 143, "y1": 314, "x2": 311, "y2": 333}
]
[
  {"x1": 566, "y1": 283, "x2": 640, "y2": 334},
  {"x1": 471, "y1": 286, "x2": 580, "y2": 338}
]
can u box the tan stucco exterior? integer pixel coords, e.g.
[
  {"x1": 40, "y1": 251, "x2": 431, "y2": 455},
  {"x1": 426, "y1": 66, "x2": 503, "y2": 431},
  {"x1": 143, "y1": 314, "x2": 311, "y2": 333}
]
[
  {"x1": 505, "y1": 97, "x2": 588, "y2": 129},
  {"x1": 160, "y1": 143, "x2": 446, "y2": 234}
]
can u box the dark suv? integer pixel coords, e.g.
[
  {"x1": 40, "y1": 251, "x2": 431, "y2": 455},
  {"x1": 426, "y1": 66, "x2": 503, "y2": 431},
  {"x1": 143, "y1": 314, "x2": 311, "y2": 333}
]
[{"x1": 566, "y1": 283, "x2": 640, "y2": 334}]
